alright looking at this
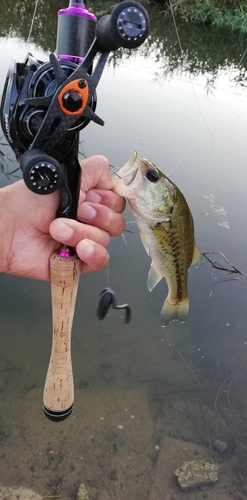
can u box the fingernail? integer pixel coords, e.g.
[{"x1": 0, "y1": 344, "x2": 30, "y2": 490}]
[
  {"x1": 80, "y1": 240, "x2": 95, "y2": 255},
  {"x1": 79, "y1": 204, "x2": 97, "y2": 221},
  {"x1": 53, "y1": 222, "x2": 74, "y2": 240},
  {"x1": 86, "y1": 191, "x2": 102, "y2": 203}
]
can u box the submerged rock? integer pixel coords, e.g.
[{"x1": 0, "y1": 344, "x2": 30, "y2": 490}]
[
  {"x1": 76, "y1": 483, "x2": 89, "y2": 500},
  {"x1": 174, "y1": 459, "x2": 219, "y2": 491},
  {"x1": 0, "y1": 485, "x2": 42, "y2": 499},
  {"x1": 213, "y1": 439, "x2": 228, "y2": 453}
]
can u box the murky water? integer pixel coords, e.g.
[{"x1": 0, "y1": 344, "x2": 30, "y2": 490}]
[{"x1": 0, "y1": 1, "x2": 247, "y2": 499}]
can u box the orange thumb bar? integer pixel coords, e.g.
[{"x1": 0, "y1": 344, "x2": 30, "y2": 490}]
[{"x1": 43, "y1": 251, "x2": 81, "y2": 421}]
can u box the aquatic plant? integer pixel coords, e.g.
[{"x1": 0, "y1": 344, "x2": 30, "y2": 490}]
[{"x1": 170, "y1": 0, "x2": 247, "y2": 33}]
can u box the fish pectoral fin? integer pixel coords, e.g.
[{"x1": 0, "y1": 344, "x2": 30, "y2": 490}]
[
  {"x1": 140, "y1": 231, "x2": 150, "y2": 255},
  {"x1": 147, "y1": 263, "x2": 162, "y2": 292},
  {"x1": 191, "y1": 243, "x2": 202, "y2": 265},
  {"x1": 160, "y1": 297, "x2": 189, "y2": 327}
]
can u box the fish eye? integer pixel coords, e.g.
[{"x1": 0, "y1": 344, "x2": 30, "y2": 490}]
[{"x1": 146, "y1": 169, "x2": 159, "y2": 183}]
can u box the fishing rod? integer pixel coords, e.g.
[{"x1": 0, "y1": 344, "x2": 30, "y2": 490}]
[{"x1": 1, "y1": 0, "x2": 149, "y2": 421}]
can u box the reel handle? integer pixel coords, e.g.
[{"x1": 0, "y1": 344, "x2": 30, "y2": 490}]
[
  {"x1": 96, "y1": 1, "x2": 150, "y2": 51},
  {"x1": 20, "y1": 149, "x2": 63, "y2": 194},
  {"x1": 43, "y1": 251, "x2": 80, "y2": 421}
]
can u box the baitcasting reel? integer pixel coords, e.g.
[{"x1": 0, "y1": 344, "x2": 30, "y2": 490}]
[{"x1": 1, "y1": 0, "x2": 150, "y2": 212}]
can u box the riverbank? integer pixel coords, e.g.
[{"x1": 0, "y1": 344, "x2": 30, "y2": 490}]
[{"x1": 148, "y1": 0, "x2": 247, "y2": 34}]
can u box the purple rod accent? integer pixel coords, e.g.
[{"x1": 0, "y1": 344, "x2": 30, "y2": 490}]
[
  {"x1": 58, "y1": 246, "x2": 75, "y2": 258},
  {"x1": 58, "y1": 54, "x2": 84, "y2": 62},
  {"x1": 58, "y1": 5, "x2": 97, "y2": 21}
]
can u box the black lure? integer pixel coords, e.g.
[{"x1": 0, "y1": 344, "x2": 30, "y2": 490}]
[{"x1": 97, "y1": 288, "x2": 131, "y2": 324}]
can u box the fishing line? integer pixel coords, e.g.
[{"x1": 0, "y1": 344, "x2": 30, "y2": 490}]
[
  {"x1": 168, "y1": 0, "x2": 214, "y2": 172},
  {"x1": 238, "y1": 46, "x2": 247, "y2": 68},
  {"x1": 169, "y1": 0, "x2": 183, "y2": 54},
  {"x1": 168, "y1": 146, "x2": 200, "y2": 193},
  {"x1": 27, "y1": 0, "x2": 39, "y2": 43},
  {"x1": 167, "y1": 145, "x2": 196, "y2": 177},
  {"x1": 97, "y1": 237, "x2": 131, "y2": 323},
  {"x1": 101, "y1": 163, "x2": 131, "y2": 319},
  {"x1": 98, "y1": 82, "x2": 119, "y2": 123},
  {"x1": 105, "y1": 253, "x2": 111, "y2": 286},
  {"x1": 110, "y1": 163, "x2": 135, "y2": 245}
]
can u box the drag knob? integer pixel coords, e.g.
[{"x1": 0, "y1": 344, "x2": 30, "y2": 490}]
[
  {"x1": 20, "y1": 149, "x2": 63, "y2": 194},
  {"x1": 96, "y1": 1, "x2": 149, "y2": 51}
]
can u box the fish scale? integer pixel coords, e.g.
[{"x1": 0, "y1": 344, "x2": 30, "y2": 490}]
[{"x1": 153, "y1": 221, "x2": 187, "y2": 302}]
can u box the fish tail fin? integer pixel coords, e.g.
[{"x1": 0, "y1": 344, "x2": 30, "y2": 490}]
[{"x1": 160, "y1": 297, "x2": 189, "y2": 327}]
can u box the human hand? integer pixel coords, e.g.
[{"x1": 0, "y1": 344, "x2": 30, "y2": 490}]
[{"x1": 0, "y1": 155, "x2": 125, "y2": 280}]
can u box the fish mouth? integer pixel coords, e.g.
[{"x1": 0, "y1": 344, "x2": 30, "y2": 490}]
[
  {"x1": 118, "y1": 152, "x2": 139, "y2": 186},
  {"x1": 112, "y1": 152, "x2": 139, "y2": 199}
]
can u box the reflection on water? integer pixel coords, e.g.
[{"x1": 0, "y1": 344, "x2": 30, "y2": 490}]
[{"x1": 0, "y1": 1, "x2": 247, "y2": 499}]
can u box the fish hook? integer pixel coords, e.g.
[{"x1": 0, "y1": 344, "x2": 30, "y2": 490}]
[
  {"x1": 97, "y1": 288, "x2": 131, "y2": 324},
  {"x1": 109, "y1": 163, "x2": 122, "y2": 179}
]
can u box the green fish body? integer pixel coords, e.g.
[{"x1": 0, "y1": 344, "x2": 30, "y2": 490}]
[{"x1": 113, "y1": 152, "x2": 201, "y2": 326}]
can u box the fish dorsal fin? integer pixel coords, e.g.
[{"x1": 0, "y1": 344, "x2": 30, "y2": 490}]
[
  {"x1": 147, "y1": 263, "x2": 162, "y2": 292},
  {"x1": 191, "y1": 243, "x2": 201, "y2": 265},
  {"x1": 140, "y1": 231, "x2": 150, "y2": 255}
]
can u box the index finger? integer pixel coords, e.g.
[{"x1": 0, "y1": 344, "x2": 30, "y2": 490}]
[{"x1": 80, "y1": 155, "x2": 114, "y2": 193}]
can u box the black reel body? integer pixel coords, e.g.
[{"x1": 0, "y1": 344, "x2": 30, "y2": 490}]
[
  {"x1": 1, "y1": 53, "x2": 96, "y2": 159},
  {"x1": 1, "y1": 51, "x2": 99, "y2": 199}
]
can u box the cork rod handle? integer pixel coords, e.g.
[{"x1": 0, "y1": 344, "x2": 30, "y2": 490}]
[{"x1": 43, "y1": 251, "x2": 81, "y2": 421}]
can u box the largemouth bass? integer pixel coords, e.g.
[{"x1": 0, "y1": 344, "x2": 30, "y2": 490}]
[{"x1": 113, "y1": 152, "x2": 201, "y2": 326}]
